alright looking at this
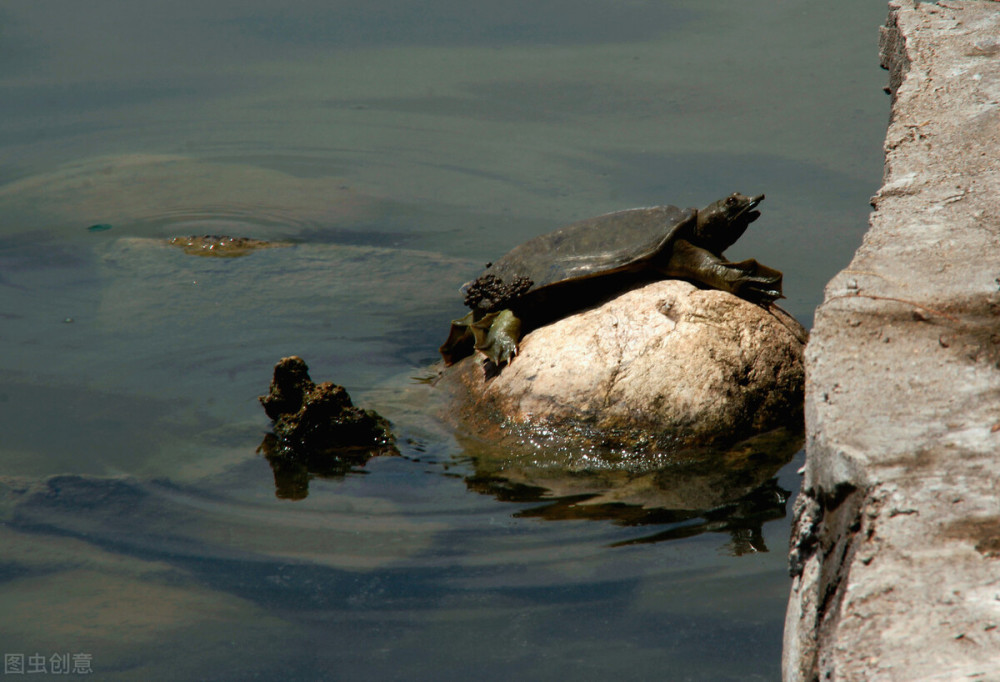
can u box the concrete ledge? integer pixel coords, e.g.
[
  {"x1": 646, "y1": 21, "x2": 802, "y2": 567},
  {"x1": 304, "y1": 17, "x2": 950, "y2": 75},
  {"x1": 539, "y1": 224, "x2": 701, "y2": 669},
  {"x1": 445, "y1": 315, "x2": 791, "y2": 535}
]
[{"x1": 783, "y1": 1, "x2": 1000, "y2": 679}]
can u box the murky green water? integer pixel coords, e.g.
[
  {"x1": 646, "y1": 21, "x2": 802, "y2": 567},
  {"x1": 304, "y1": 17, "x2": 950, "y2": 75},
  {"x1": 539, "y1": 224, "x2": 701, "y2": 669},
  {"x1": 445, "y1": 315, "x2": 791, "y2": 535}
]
[{"x1": 0, "y1": 1, "x2": 887, "y2": 679}]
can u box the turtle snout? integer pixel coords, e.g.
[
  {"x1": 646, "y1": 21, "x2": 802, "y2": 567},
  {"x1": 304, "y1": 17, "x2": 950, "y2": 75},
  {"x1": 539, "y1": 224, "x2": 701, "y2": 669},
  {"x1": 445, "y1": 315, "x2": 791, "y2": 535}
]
[{"x1": 741, "y1": 194, "x2": 764, "y2": 223}]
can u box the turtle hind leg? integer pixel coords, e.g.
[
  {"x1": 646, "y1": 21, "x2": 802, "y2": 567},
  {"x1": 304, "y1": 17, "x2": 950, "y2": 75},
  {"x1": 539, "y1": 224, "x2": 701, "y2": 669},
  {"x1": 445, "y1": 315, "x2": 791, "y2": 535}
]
[
  {"x1": 471, "y1": 309, "x2": 522, "y2": 369},
  {"x1": 439, "y1": 311, "x2": 478, "y2": 365},
  {"x1": 662, "y1": 239, "x2": 783, "y2": 303},
  {"x1": 439, "y1": 309, "x2": 524, "y2": 368}
]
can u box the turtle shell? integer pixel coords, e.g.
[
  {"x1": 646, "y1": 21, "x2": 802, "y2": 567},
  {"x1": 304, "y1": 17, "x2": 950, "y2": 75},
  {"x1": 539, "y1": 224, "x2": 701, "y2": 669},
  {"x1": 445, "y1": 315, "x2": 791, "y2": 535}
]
[{"x1": 463, "y1": 204, "x2": 696, "y2": 320}]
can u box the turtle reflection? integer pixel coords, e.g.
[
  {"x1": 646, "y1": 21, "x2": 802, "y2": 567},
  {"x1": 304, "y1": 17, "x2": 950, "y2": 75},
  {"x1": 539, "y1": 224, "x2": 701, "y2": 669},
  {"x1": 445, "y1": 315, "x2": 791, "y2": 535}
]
[{"x1": 461, "y1": 427, "x2": 802, "y2": 553}]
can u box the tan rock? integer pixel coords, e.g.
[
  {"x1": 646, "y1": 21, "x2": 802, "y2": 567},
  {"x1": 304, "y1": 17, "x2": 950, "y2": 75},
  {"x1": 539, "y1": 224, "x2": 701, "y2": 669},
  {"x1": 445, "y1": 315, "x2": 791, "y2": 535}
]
[
  {"x1": 442, "y1": 279, "x2": 806, "y2": 454},
  {"x1": 785, "y1": 3, "x2": 1000, "y2": 680}
]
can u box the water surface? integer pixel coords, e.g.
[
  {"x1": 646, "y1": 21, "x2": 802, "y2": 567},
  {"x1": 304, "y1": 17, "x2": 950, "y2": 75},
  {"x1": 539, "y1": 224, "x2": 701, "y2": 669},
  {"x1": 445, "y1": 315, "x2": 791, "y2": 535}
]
[{"x1": 0, "y1": 1, "x2": 888, "y2": 679}]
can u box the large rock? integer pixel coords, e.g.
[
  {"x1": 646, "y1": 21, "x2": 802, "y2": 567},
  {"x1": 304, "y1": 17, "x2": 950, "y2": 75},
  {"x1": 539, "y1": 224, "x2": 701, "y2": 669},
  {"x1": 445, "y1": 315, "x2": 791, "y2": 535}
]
[
  {"x1": 784, "y1": 3, "x2": 1000, "y2": 680},
  {"x1": 442, "y1": 279, "x2": 806, "y2": 455}
]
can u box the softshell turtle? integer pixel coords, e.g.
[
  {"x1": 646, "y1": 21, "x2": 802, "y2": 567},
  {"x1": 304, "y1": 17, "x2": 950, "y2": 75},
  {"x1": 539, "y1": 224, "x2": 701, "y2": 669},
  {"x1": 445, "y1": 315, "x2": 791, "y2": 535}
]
[{"x1": 439, "y1": 192, "x2": 782, "y2": 368}]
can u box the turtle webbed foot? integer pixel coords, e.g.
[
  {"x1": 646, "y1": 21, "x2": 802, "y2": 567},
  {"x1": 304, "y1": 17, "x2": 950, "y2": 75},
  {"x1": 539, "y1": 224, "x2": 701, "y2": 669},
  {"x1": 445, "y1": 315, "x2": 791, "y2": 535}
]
[
  {"x1": 730, "y1": 259, "x2": 784, "y2": 303},
  {"x1": 439, "y1": 309, "x2": 523, "y2": 370},
  {"x1": 471, "y1": 309, "x2": 522, "y2": 368}
]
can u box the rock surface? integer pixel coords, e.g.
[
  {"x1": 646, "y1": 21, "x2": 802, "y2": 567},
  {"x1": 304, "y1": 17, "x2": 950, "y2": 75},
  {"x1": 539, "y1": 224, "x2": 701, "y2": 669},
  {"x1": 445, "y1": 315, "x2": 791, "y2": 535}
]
[
  {"x1": 783, "y1": 2, "x2": 1000, "y2": 680},
  {"x1": 442, "y1": 279, "x2": 807, "y2": 454}
]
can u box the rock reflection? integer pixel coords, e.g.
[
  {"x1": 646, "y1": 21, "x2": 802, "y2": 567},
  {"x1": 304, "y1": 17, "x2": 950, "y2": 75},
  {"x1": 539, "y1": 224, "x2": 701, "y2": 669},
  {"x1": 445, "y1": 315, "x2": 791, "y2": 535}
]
[
  {"x1": 257, "y1": 433, "x2": 373, "y2": 500},
  {"x1": 461, "y1": 427, "x2": 802, "y2": 552}
]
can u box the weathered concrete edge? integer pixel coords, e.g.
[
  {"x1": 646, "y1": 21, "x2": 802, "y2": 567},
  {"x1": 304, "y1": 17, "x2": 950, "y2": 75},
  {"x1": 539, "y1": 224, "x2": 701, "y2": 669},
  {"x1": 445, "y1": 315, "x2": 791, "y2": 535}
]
[{"x1": 783, "y1": 1, "x2": 1000, "y2": 680}]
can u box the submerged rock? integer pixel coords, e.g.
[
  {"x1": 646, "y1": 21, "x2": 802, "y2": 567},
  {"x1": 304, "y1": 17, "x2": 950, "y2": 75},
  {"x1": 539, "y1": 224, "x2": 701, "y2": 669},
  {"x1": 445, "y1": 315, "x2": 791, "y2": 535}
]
[
  {"x1": 441, "y1": 279, "x2": 806, "y2": 452},
  {"x1": 167, "y1": 235, "x2": 289, "y2": 257},
  {"x1": 258, "y1": 357, "x2": 397, "y2": 497}
]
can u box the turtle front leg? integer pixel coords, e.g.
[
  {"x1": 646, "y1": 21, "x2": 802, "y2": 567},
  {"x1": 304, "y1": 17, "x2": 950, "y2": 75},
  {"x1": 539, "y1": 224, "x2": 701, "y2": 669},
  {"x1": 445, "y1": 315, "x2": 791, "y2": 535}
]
[{"x1": 663, "y1": 239, "x2": 783, "y2": 303}]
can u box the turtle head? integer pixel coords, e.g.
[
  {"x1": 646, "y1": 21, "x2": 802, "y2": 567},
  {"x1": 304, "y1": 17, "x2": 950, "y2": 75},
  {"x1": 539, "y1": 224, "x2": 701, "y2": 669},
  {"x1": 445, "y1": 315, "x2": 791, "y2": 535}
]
[{"x1": 694, "y1": 193, "x2": 764, "y2": 254}]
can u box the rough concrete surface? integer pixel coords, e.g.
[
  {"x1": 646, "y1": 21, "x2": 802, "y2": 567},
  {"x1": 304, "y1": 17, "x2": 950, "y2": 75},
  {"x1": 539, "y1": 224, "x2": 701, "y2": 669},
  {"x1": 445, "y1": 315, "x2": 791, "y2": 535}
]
[
  {"x1": 783, "y1": 2, "x2": 1000, "y2": 680},
  {"x1": 443, "y1": 279, "x2": 806, "y2": 451}
]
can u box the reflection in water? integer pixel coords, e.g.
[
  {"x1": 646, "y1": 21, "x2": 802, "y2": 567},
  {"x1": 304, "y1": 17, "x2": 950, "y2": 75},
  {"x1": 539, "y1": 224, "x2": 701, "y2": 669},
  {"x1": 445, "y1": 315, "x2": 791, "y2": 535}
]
[
  {"x1": 459, "y1": 426, "x2": 801, "y2": 552},
  {"x1": 458, "y1": 424, "x2": 802, "y2": 502},
  {"x1": 467, "y1": 475, "x2": 790, "y2": 554},
  {"x1": 258, "y1": 433, "x2": 372, "y2": 500},
  {"x1": 260, "y1": 424, "x2": 795, "y2": 547}
]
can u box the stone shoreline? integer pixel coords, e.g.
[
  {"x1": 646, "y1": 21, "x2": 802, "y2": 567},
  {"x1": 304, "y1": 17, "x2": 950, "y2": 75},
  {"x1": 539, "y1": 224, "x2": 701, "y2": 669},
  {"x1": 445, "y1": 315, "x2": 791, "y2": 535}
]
[{"x1": 782, "y1": 1, "x2": 1000, "y2": 679}]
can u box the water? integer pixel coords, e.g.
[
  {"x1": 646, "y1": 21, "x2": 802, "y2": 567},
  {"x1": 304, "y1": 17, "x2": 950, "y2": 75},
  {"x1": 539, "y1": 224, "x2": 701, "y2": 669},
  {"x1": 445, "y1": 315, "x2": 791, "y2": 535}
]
[{"x1": 0, "y1": 1, "x2": 887, "y2": 679}]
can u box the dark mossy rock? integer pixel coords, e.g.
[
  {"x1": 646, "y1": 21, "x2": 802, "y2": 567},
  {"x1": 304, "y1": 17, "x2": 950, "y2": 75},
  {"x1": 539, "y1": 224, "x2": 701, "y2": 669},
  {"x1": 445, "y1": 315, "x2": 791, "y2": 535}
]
[{"x1": 259, "y1": 356, "x2": 397, "y2": 468}]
